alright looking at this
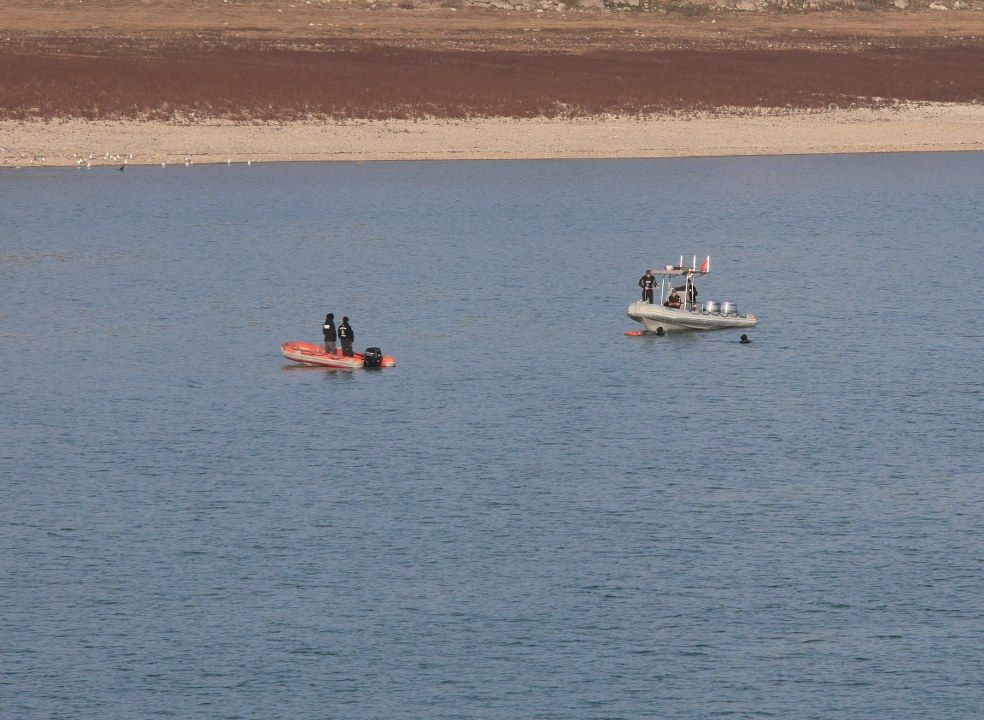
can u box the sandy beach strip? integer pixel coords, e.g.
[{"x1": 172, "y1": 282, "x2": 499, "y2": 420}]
[{"x1": 2, "y1": 104, "x2": 983, "y2": 168}]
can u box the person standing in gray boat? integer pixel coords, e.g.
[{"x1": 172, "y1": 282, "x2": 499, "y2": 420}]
[
  {"x1": 639, "y1": 269, "x2": 657, "y2": 304},
  {"x1": 322, "y1": 313, "x2": 337, "y2": 354}
]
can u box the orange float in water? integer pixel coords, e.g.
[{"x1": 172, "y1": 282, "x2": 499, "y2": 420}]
[
  {"x1": 281, "y1": 341, "x2": 396, "y2": 369},
  {"x1": 624, "y1": 330, "x2": 646, "y2": 337}
]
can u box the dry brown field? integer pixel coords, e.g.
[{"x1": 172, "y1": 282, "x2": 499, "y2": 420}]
[
  {"x1": 5, "y1": 1, "x2": 984, "y2": 51},
  {"x1": 2, "y1": 1, "x2": 984, "y2": 120}
]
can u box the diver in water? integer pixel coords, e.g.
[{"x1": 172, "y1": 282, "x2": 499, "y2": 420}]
[
  {"x1": 338, "y1": 316, "x2": 355, "y2": 357},
  {"x1": 322, "y1": 313, "x2": 337, "y2": 354},
  {"x1": 638, "y1": 269, "x2": 657, "y2": 303},
  {"x1": 740, "y1": 334, "x2": 751, "y2": 344}
]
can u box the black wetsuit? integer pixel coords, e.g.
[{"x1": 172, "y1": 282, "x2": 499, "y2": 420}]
[
  {"x1": 639, "y1": 273, "x2": 657, "y2": 303},
  {"x1": 323, "y1": 317, "x2": 337, "y2": 354},
  {"x1": 338, "y1": 321, "x2": 354, "y2": 357}
]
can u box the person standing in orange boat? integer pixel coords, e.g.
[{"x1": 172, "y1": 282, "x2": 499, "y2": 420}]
[
  {"x1": 338, "y1": 316, "x2": 355, "y2": 357},
  {"x1": 322, "y1": 313, "x2": 337, "y2": 354}
]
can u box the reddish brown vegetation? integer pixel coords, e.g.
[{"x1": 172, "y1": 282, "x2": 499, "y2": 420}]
[{"x1": 2, "y1": 41, "x2": 984, "y2": 120}]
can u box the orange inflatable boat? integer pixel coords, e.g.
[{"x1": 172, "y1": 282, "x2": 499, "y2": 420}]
[{"x1": 281, "y1": 341, "x2": 396, "y2": 369}]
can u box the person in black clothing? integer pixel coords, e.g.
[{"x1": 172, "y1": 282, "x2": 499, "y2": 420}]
[
  {"x1": 638, "y1": 270, "x2": 657, "y2": 303},
  {"x1": 338, "y1": 316, "x2": 355, "y2": 357},
  {"x1": 740, "y1": 334, "x2": 751, "y2": 344},
  {"x1": 322, "y1": 313, "x2": 337, "y2": 354},
  {"x1": 687, "y1": 280, "x2": 699, "y2": 305}
]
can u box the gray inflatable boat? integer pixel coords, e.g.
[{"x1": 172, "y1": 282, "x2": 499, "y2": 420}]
[{"x1": 627, "y1": 256, "x2": 758, "y2": 335}]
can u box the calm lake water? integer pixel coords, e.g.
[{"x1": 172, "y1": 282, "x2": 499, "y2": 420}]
[{"x1": 2, "y1": 154, "x2": 982, "y2": 719}]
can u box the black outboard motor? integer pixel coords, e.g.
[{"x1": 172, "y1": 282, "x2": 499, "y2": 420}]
[{"x1": 362, "y1": 347, "x2": 383, "y2": 369}]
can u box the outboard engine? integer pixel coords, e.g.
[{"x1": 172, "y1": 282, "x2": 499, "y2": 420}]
[{"x1": 362, "y1": 347, "x2": 383, "y2": 369}]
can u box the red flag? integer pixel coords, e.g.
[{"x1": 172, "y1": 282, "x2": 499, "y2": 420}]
[{"x1": 698, "y1": 256, "x2": 710, "y2": 273}]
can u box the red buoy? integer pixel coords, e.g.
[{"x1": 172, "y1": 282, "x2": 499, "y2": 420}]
[{"x1": 624, "y1": 330, "x2": 646, "y2": 337}]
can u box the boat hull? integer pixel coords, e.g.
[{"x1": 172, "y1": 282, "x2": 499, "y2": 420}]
[
  {"x1": 281, "y1": 341, "x2": 396, "y2": 369},
  {"x1": 627, "y1": 301, "x2": 757, "y2": 334}
]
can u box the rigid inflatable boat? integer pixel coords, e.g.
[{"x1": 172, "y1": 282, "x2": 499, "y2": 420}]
[
  {"x1": 628, "y1": 255, "x2": 757, "y2": 335},
  {"x1": 281, "y1": 341, "x2": 396, "y2": 369},
  {"x1": 628, "y1": 302, "x2": 757, "y2": 334}
]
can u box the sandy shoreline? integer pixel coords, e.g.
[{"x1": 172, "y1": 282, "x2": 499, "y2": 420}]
[{"x1": 2, "y1": 105, "x2": 983, "y2": 167}]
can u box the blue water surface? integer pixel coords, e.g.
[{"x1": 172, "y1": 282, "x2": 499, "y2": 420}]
[{"x1": 1, "y1": 153, "x2": 982, "y2": 719}]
